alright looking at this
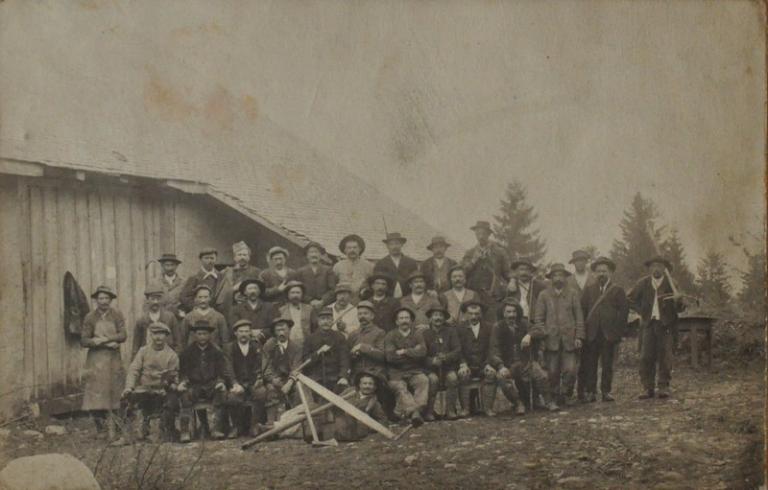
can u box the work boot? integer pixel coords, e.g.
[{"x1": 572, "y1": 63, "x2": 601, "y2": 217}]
[
  {"x1": 458, "y1": 387, "x2": 472, "y2": 417},
  {"x1": 546, "y1": 401, "x2": 560, "y2": 412},
  {"x1": 138, "y1": 417, "x2": 150, "y2": 441},
  {"x1": 444, "y1": 389, "x2": 459, "y2": 420},
  {"x1": 481, "y1": 385, "x2": 497, "y2": 417},
  {"x1": 515, "y1": 401, "x2": 526, "y2": 416},
  {"x1": 179, "y1": 414, "x2": 192, "y2": 443},
  {"x1": 586, "y1": 392, "x2": 597, "y2": 403},
  {"x1": 601, "y1": 392, "x2": 615, "y2": 402},
  {"x1": 410, "y1": 412, "x2": 424, "y2": 428},
  {"x1": 657, "y1": 388, "x2": 670, "y2": 399},
  {"x1": 638, "y1": 389, "x2": 655, "y2": 400}
]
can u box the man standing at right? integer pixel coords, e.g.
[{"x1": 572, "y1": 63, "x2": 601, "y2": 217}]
[
  {"x1": 534, "y1": 263, "x2": 585, "y2": 410},
  {"x1": 628, "y1": 256, "x2": 686, "y2": 399},
  {"x1": 580, "y1": 257, "x2": 628, "y2": 403}
]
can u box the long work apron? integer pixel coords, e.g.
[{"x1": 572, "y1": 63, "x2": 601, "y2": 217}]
[{"x1": 81, "y1": 316, "x2": 125, "y2": 411}]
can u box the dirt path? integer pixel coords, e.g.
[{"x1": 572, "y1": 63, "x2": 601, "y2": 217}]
[{"x1": 1, "y1": 363, "x2": 763, "y2": 489}]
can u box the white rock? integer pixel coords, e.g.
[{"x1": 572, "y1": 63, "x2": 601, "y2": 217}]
[
  {"x1": 20, "y1": 430, "x2": 43, "y2": 439},
  {"x1": 0, "y1": 453, "x2": 100, "y2": 490},
  {"x1": 404, "y1": 455, "x2": 417, "y2": 465},
  {"x1": 0, "y1": 428, "x2": 11, "y2": 438},
  {"x1": 44, "y1": 425, "x2": 67, "y2": 436}
]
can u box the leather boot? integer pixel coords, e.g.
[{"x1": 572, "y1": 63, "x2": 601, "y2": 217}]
[
  {"x1": 179, "y1": 410, "x2": 192, "y2": 443},
  {"x1": 444, "y1": 388, "x2": 459, "y2": 420},
  {"x1": 211, "y1": 408, "x2": 227, "y2": 440},
  {"x1": 515, "y1": 400, "x2": 526, "y2": 416},
  {"x1": 458, "y1": 386, "x2": 471, "y2": 418},
  {"x1": 481, "y1": 384, "x2": 497, "y2": 417}
]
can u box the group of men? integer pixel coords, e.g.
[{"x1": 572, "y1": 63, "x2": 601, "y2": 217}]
[{"x1": 85, "y1": 219, "x2": 685, "y2": 444}]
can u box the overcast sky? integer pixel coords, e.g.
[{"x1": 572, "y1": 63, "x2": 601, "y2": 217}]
[{"x1": 1, "y1": 0, "x2": 764, "y2": 276}]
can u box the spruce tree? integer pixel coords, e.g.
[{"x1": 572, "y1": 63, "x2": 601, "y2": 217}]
[
  {"x1": 492, "y1": 181, "x2": 547, "y2": 264},
  {"x1": 609, "y1": 193, "x2": 663, "y2": 286},
  {"x1": 695, "y1": 250, "x2": 732, "y2": 308},
  {"x1": 661, "y1": 228, "x2": 696, "y2": 294}
]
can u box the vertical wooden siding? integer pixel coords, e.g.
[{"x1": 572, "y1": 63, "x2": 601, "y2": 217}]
[{"x1": 17, "y1": 178, "x2": 173, "y2": 400}]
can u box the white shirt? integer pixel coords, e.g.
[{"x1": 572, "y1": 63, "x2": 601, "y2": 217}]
[
  {"x1": 149, "y1": 310, "x2": 160, "y2": 323},
  {"x1": 453, "y1": 288, "x2": 466, "y2": 304},
  {"x1": 651, "y1": 276, "x2": 663, "y2": 320},
  {"x1": 390, "y1": 255, "x2": 403, "y2": 298},
  {"x1": 278, "y1": 340, "x2": 288, "y2": 354},
  {"x1": 410, "y1": 293, "x2": 424, "y2": 305},
  {"x1": 238, "y1": 342, "x2": 250, "y2": 356},
  {"x1": 288, "y1": 305, "x2": 305, "y2": 345},
  {"x1": 201, "y1": 268, "x2": 218, "y2": 280},
  {"x1": 470, "y1": 322, "x2": 481, "y2": 339},
  {"x1": 164, "y1": 273, "x2": 177, "y2": 285},
  {"x1": 518, "y1": 282, "x2": 531, "y2": 318}
]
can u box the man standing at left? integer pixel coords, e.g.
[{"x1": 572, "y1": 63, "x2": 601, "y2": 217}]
[{"x1": 374, "y1": 232, "x2": 420, "y2": 299}]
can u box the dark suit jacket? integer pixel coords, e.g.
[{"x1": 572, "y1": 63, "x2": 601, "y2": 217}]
[
  {"x1": 294, "y1": 264, "x2": 337, "y2": 305},
  {"x1": 223, "y1": 341, "x2": 265, "y2": 386},
  {"x1": 374, "y1": 254, "x2": 420, "y2": 295},
  {"x1": 628, "y1": 275, "x2": 685, "y2": 329},
  {"x1": 505, "y1": 278, "x2": 547, "y2": 320},
  {"x1": 456, "y1": 321, "x2": 493, "y2": 370},
  {"x1": 369, "y1": 295, "x2": 399, "y2": 332},
  {"x1": 420, "y1": 256, "x2": 458, "y2": 293},
  {"x1": 581, "y1": 281, "x2": 629, "y2": 343},
  {"x1": 262, "y1": 338, "x2": 302, "y2": 381}
]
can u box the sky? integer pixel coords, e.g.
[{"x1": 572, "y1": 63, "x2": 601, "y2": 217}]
[{"x1": 1, "y1": 0, "x2": 765, "y2": 278}]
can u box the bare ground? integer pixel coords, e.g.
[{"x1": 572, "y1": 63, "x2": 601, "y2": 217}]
[{"x1": 1, "y1": 361, "x2": 764, "y2": 490}]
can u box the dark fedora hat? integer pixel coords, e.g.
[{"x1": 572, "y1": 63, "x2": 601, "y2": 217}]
[
  {"x1": 546, "y1": 263, "x2": 572, "y2": 279},
  {"x1": 393, "y1": 306, "x2": 416, "y2": 322},
  {"x1": 158, "y1": 253, "x2": 182, "y2": 264},
  {"x1": 367, "y1": 273, "x2": 395, "y2": 291},
  {"x1": 644, "y1": 255, "x2": 673, "y2": 271},
  {"x1": 460, "y1": 299, "x2": 486, "y2": 313},
  {"x1": 238, "y1": 277, "x2": 266, "y2": 296},
  {"x1": 405, "y1": 271, "x2": 427, "y2": 285},
  {"x1": 383, "y1": 232, "x2": 407, "y2": 245},
  {"x1": 339, "y1": 234, "x2": 366, "y2": 254},
  {"x1": 270, "y1": 317, "x2": 295, "y2": 330},
  {"x1": 426, "y1": 305, "x2": 451, "y2": 320},
  {"x1": 568, "y1": 250, "x2": 590, "y2": 264},
  {"x1": 591, "y1": 256, "x2": 617, "y2": 272},
  {"x1": 511, "y1": 258, "x2": 537, "y2": 271},
  {"x1": 303, "y1": 241, "x2": 326, "y2": 255},
  {"x1": 470, "y1": 220, "x2": 493, "y2": 233},
  {"x1": 190, "y1": 319, "x2": 215, "y2": 332},
  {"x1": 283, "y1": 280, "x2": 306, "y2": 296},
  {"x1": 91, "y1": 285, "x2": 117, "y2": 299},
  {"x1": 426, "y1": 236, "x2": 451, "y2": 251}
]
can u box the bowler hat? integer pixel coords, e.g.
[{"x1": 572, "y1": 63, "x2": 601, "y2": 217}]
[
  {"x1": 511, "y1": 258, "x2": 537, "y2": 271},
  {"x1": 91, "y1": 285, "x2": 117, "y2": 299},
  {"x1": 158, "y1": 253, "x2": 181, "y2": 265},
  {"x1": 270, "y1": 317, "x2": 294, "y2": 329},
  {"x1": 148, "y1": 322, "x2": 171, "y2": 335},
  {"x1": 144, "y1": 283, "x2": 164, "y2": 297},
  {"x1": 591, "y1": 256, "x2": 617, "y2": 272},
  {"x1": 644, "y1": 255, "x2": 673, "y2": 271},
  {"x1": 426, "y1": 236, "x2": 451, "y2": 251},
  {"x1": 426, "y1": 305, "x2": 451, "y2": 320},
  {"x1": 367, "y1": 273, "x2": 394, "y2": 291},
  {"x1": 268, "y1": 246, "x2": 289, "y2": 259},
  {"x1": 546, "y1": 263, "x2": 572, "y2": 279},
  {"x1": 238, "y1": 278, "x2": 266, "y2": 297},
  {"x1": 334, "y1": 283, "x2": 354, "y2": 296},
  {"x1": 303, "y1": 241, "x2": 326, "y2": 255},
  {"x1": 470, "y1": 221, "x2": 493, "y2": 233},
  {"x1": 569, "y1": 250, "x2": 590, "y2": 264},
  {"x1": 198, "y1": 247, "x2": 218, "y2": 259},
  {"x1": 460, "y1": 299, "x2": 486, "y2": 313},
  {"x1": 383, "y1": 232, "x2": 407, "y2": 245},
  {"x1": 356, "y1": 300, "x2": 376, "y2": 313},
  {"x1": 339, "y1": 234, "x2": 366, "y2": 254},
  {"x1": 190, "y1": 319, "x2": 214, "y2": 332},
  {"x1": 393, "y1": 306, "x2": 416, "y2": 322},
  {"x1": 232, "y1": 319, "x2": 253, "y2": 331}
]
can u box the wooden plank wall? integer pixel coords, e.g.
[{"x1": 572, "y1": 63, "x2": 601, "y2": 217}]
[{"x1": 14, "y1": 177, "x2": 173, "y2": 404}]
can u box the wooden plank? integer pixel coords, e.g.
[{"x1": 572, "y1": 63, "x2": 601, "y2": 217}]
[
  {"x1": 130, "y1": 195, "x2": 148, "y2": 311},
  {"x1": 57, "y1": 188, "x2": 81, "y2": 392},
  {"x1": 87, "y1": 190, "x2": 105, "y2": 291},
  {"x1": 28, "y1": 185, "x2": 49, "y2": 400},
  {"x1": 114, "y1": 193, "x2": 135, "y2": 365},
  {"x1": 74, "y1": 190, "x2": 92, "y2": 387},
  {"x1": 42, "y1": 187, "x2": 64, "y2": 398},
  {"x1": 149, "y1": 197, "x2": 161, "y2": 282},
  {"x1": 160, "y1": 197, "x2": 176, "y2": 254},
  {"x1": 16, "y1": 179, "x2": 35, "y2": 405},
  {"x1": 0, "y1": 159, "x2": 44, "y2": 177}
]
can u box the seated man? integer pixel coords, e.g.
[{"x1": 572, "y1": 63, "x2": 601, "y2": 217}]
[
  {"x1": 177, "y1": 319, "x2": 233, "y2": 442},
  {"x1": 222, "y1": 319, "x2": 268, "y2": 438},
  {"x1": 456, "y1": 300, "x2": 497, "y2": 417},
  {"x1": 303, "y1": 308, "x2": 351, "y2": 393},
  {"x1": 262, "y1": 318, "x2": 303, "y2": 407},
  {"x1": 421, "y1": 306, "x2": 461, "y2": 420},
  {"x1": 489, "y1": 298, "x2": 549, "y2": 415},
  {"x1": 347, "y1": 301, "x2": 391, "y2": 416},
  {"x1": 331, "y1": 371, "x2": 388, "y2": 442},
  {"x1": 384, "y1": 306, "x2": 429, "y2": 426},
  {"x1": 118, "y1": 322, "x2": 179, "y2": 444}
]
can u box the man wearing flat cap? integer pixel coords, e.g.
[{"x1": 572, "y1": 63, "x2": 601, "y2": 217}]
[
  {"x1": 156, "y1": 253, "x2": 185, "y2": 319},
  {"x1": 534, "y1": 263, "x2": 585, "y2": 410},
  {"x1": 181, "y1": 284, "x2": 228, "y2": 347},
  {"x1": 133, "y1": 283, "x2": 181, "y2": 358},
  {"x1": 461, "y1": 220, "x2": 512, "y2": 309},
  {"x1": 422, "y1": 305, "x2": 462, "y2": 420},
  {"x1": 397, "y1": 271, "x2": 443, "y2": 328},
  {"x1": 374, "y1": 232, "x2": 420, "y2": 299},
  {"x1": 330, "y1": 283, "x2": 360, "y2": 337},
  {"x1": 420, "y1": 236, "x2": 458, "y2": 294},
  {"x1": 365, "y1": 273, "x2": 399, "y2": 332},
  {"x1": 303, "y1": 308, "x2": 351, "y2": 393},
  {"x1": 260, "y1": 246, "x2": 297, "y2": 302},
  {"x1": 180, "y1": 247, "x2": 222, "y2": 314},
  {"x1": 277, "y1": 281, "x2": 318, "y2": 351},
  {"x1": 333, "y1": 234, "x2": 373, "y2": 304},
  {"x1": 580, "y1": 257, "x2": 629, "y2": 403},
  {"x1": 628, "y1": 255, "x2": 686, "y2": 400},
  {"x1": 294, "y1": 241, "x2": 337, "y2": 308},
  {"x1": 384, "y1": 306, "x2": 429, "y2": 426},
  {"x1": 216, "y1": 241, "x2": 263, "y2": 321},
  {"x1": 230, "y1": 278, "x2": 277, "y2": 343}
]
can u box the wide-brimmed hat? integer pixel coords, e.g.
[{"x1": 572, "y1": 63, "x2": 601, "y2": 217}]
[
  {"x1": 498, "y1": 297, "x2": 524, "y2": 321},
  {"x1": 406, "y1": 271, "x2": 427, "y2": 285},
  {"x1": 393, "y1": 306, "x2": 416, "y2": 322},
  {"x1": 157, "y1": 253, "x2": 181, "y2": 265},
  {"x1": 148, "y1": 322, "x2": 171, "y2": 335},
  {"x1": 546, "y1": 263, "x2": 572, "y2": 279},
  {"x1": 367, "y1": 273, "x2": 395, "y2": 291},
  {"x1": 569, "y1": 250, "x2": 590, "y2": 264},
  {"x1": 334, "y1": 283, "x2": 354, "y2": 296},
  {"x1": 190, "y1": 319, "x2": 214, "y2": 332},
  {"x1": 144, "y1": 283, "x2": 164, "y2": 297},
  {"x1": 283, "y1": 280, "x2": 306, "y2": 297},
  {"x1": 591, "y1": 256, "x2": 617, "y2": 272},
  {"x1": 426, "y1": 305, "x2": 451, "y2": 320},
  {"x1": 198, "y1": 247, "x2": 218, "y2": 259},
  {"x1": 470, "y1": 220, "x2": 493, "y2": 233},
  {"x1": 460, "y1": 299, "x2": 486, "y2": 313},
  {"x1": 238, "y1": 278, "x2": 266, "y2": 296},
  {"x1": 356, "y1": 300, "x2": 376, "y2": 313},
  {"x1": 426, "y1": 236, "x2": 451, "y2": 251},
  {"x1": 270, "y1": 317, "x2": 294, "y2": 330},
  {"x1": 383, "y1": 232, "x2": 407, "y2": 245},
  {"x1": 353, "y1": 370, "x2": 382, "y2": 389},
  {"x1": 232, "y1": 319, "x2": 253, "y2": 331},
  {"x1": 91, "y1": 285, "x2": 117, "y2": 299},
  {"x1": 339, "y1": 234, "x2": 366, "y2": 254},
  {"x1": 303, "y1": 241, "x2": 326, "y2": 255},
  {"x1": 511, "y1": 258, "x2": 537, "y2": 271},
  {"x1": 644, "y1": 255, "x2": 673, "y2": 271}
]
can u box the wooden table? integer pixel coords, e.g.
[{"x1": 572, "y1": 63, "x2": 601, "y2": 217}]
[{"x1": 676, "y1": 316, "x2": 717, "y2": 368}]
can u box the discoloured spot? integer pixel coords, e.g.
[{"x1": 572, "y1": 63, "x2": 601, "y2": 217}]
[
  {"x1": 111, "y1": 151, "x2": 127, "y2": 163},
  {"x1": 143, "y1": 77, "x2": 196, "y2": 121},
  {"x1": 171, "y1": 22, "x2": 224, "y2": 40},
  {"x1": 243, "y1": 95, "x2": 259, "y2": 121},
  {"x1": 203, "y1": 85, "x2": 236, "y2": 131}
]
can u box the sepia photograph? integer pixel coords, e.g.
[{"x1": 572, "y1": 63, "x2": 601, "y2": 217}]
[{"x1": 0, "y1": 1, "x2": 765, "y2": 489}]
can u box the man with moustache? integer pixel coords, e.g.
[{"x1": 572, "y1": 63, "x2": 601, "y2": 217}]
[
  {"x1": 420, "y1": 236, "x2": 458, "y2": 294},
  {"x1": 374, "y1": 232, "x2": 420, "y2": 298},
  {"x1": 262, "y1": 318, "x2": 303, "y2": 406},
  {"x1": 156, "y1": 253, "x2": 185, "y2": 319},
  {"x1": 385, "y1": 306, "x2": 429, "y2": 426},
  {"x1": 366, "y1": 273, "x2": 399, "y2": 332},
  {"x1": 215, "y1": 241, "x2": 262, "y2": 320},
  {"x1": 333, "y1": 234, "x2": 373, "y2": 304},
  {"x1": 506, "y1": 258, "x2": 547, "y2": 323},
  {"x1": 440, "y1": 266, "x2": 481, "y2": 327},
  {"x1": 277, "y1": 280, "x2": 317, "y2": 352},
  {"x1": 132, "y1": 283, "x2": 181, "y2": 357},
  {"x1": 422, "y1": 306, "x2": 462, "y2": 420},
  {"x1": 180, "y1": 247, "x2": 222, "y2": 314},
  {"x1": 230, "y1": 278, "x2": 276, "y2": 343},
  {"x1": 456, "y1": 301, "x2": 497, "y2": 417},
  {"x1": 461, "y1": 220, "x2": 511, "y2": 310},
  {"x1": 261, "y1": 246, "x2": 297, "y2": 302},
  {"x1": 303, "y1": 307, "x2": 351, "y2": 393},
  {"x1": 294, "y1": 242, "x2": 337, "y2": 308},
  {"x1": 397, "y1": 272, "x2": 443, "y2": 328},
  {"x1": 181, "y1": 285, "x2": 229, "y2": 347}
]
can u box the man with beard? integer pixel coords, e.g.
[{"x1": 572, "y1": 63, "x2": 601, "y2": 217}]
[
  {"x1": 581, "y1": 257, "x2": 629, "y2": 403},
  {"x1": 397, "y1": 272, "x2": 442, "y2": 328},
  {"x1": 534, "y1": 264, "x2": 585, "y2": 410},
  {"x1": 278, "y1": 281, "x2": 317, "y2": 352},
  {"x1": 261, "y1": 246, "x2": 297, "y2": 302},
  {"x1": 506, "y1": 258, "x2": 547, "y2": 322},
  {"x1": 180, "y1": 247, "x2": 222, "y2": 314},
  {"x1": 366, "y1": 273, "x2": 399, "y2": 332},
  {"x1": 568, "y1": 249, "x2": 598, "y2": 402},
  {"x1": 181, "y1": 285, "x2": 228, "y2": 347},
  {"x1": 456, "y1": 301, "x2": 496, "y2": 417},
  {"x1": 628, "y1": 256, "x2": 686, "y2": 399},
  {"x1": 422, "y1": 306, "x2": 461, "y2": 420},
  {"x1": 374, "y1": 232, "x2": 420, "y2": 298},
  {"x1": 333, "y1": 234, "x2": 373, "y2": 304},
  {"x1": 330, "y1": 283, "x2": 360, "y2": 337},
  {"x1": 461, "y1": 220, "x2": 511, "y2": 310},
  {"x1": 385, "y1": 306, "x2": 429, "y2": 426},
  {"x1": 262, "y1": 318, "x2": 303, "y2": 406},
  {"x1": 420, "y1": 236, "x2": 458, "y2": 294},
  {"x1": 215, "y1": 241, "x2": 262, "y2": 320},
  {"x1": 294, "y1": 242, "x2": 337, "y2": 308},
  {"x1": 133, "y1": 283, "x2": 181, "y2": 357},
  {"x1": 303, "y1": 307, "x2": 351, "y2": 393},
  {"x1": 440, "y1": 266, "x2": 481, "y2": 326},
  {"x1": 230, "y1": 278, "x2": 276, "y2": 343},
  {"x1": 489, "y1": 298, "x2": 548, "y2": 415},
  {"x1": 156, "y1": 253, "x2": 185, "y2": 319},
  {"x1": 347, "y1": 301, "x2": 388, "y2": 384}
]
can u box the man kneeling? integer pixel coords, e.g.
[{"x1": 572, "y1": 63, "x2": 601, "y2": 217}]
[
  {"x1": 118, "y1": 322, "x2": 179, "y2": 444},
  {"x1": 331, "y1": 371, "x2": 387, "y2": 442}
]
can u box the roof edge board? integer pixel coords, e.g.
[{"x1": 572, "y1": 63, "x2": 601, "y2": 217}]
[{"x1": 0, "y1": 158, "x2": 45, "y2": 177}]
